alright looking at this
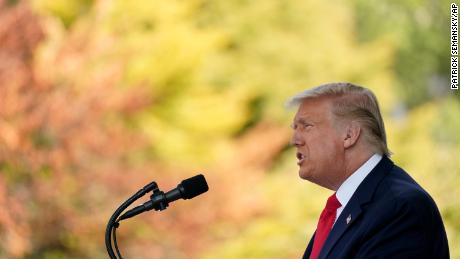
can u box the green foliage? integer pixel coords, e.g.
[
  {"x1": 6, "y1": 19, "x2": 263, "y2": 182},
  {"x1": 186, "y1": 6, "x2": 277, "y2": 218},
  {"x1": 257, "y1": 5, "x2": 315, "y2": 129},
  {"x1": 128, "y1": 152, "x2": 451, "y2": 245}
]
[
  {"x1": 100, "y1": 0, "x2": 396, "y2": 168},
  {"x1": 33, "y1": 0, "x2": 93, "y2": 28},
  {"x1": 352, "y1": 0, "x2": 451, "y2": 108}
]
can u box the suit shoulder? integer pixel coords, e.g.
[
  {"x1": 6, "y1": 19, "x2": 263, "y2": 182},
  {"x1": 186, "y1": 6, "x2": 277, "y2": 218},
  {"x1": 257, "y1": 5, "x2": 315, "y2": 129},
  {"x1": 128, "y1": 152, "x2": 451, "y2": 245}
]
[{"x1": 378, "y1": 165, "x2": 440, "y2": 217}]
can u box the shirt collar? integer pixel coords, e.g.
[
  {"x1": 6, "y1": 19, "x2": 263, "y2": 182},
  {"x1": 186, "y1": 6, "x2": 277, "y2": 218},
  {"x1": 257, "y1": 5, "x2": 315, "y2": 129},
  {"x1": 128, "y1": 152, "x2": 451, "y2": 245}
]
[{"x1": 336, "y1": 154, "x2": 382, "y2": 208}]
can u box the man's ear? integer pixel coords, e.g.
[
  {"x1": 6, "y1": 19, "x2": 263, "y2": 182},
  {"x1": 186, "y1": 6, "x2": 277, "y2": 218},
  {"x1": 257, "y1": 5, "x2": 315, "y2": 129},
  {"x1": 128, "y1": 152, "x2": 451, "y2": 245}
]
[{"x1": 343, "y1": 121, "x2": 361, "y2": 149}]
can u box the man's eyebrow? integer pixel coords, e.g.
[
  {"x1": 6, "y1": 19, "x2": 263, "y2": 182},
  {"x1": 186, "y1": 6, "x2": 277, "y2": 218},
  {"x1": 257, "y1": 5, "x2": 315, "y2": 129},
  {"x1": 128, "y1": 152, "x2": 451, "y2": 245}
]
[{"x1": 293, "y1": 117, "x2": 312, "y2": 124}]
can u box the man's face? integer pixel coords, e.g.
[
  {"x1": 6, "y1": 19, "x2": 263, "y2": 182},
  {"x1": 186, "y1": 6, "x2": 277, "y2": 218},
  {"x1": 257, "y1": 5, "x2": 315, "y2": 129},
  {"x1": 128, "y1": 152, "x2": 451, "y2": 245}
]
[{"x1": 291, "y1": 97, "x2": 345, "y2": 189}]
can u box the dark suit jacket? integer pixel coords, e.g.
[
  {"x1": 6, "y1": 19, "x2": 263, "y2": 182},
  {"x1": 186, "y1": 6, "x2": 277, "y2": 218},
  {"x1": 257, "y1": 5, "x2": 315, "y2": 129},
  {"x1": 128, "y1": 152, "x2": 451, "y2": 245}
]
[{"x1": 302, "y1": 156, "x2": 449, "y2": 259}]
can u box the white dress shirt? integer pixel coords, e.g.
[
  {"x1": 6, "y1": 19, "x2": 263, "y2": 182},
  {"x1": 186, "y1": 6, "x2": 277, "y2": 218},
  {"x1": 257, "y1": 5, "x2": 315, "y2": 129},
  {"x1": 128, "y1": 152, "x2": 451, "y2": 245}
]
[{"x1": 334, "y1": 154, "x2": 383, "y2": 223}]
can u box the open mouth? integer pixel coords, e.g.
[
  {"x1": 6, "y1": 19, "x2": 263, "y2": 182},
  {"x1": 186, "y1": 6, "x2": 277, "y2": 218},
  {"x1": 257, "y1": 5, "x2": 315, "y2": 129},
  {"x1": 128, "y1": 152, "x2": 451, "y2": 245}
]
[{"x1": 296, "y1": 152, "x2": 305, "y2": 165}]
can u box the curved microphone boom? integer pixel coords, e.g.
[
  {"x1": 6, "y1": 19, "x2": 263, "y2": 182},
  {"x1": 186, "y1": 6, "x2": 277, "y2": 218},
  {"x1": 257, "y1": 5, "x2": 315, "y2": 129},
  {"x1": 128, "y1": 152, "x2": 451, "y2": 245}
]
[
  {"x1": 119, "y1": 174, "x2": 209, "y2": 221},
  {"x1": 106, "y1": 174, "x2": 209, "y2": 259}
]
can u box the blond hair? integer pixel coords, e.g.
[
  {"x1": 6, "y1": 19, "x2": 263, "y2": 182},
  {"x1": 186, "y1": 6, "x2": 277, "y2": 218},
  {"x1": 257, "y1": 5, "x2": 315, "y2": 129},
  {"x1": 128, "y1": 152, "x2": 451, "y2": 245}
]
[{"x1": 286, "y1": 82, "x2": 391, "y2": 156}]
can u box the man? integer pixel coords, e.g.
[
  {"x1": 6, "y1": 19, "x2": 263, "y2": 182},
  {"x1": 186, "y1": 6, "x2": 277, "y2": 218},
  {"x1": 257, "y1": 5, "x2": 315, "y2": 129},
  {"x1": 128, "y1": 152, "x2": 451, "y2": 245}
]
[{"x1": 287, "y1": 82, "x2": 449, "y2": 259}]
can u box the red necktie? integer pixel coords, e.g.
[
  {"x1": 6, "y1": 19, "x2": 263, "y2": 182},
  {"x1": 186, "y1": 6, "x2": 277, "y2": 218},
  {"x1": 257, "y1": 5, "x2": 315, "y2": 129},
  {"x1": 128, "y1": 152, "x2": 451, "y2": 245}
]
[{"x1": 309, "y1": 193, "x2": 342, "y2": 259}]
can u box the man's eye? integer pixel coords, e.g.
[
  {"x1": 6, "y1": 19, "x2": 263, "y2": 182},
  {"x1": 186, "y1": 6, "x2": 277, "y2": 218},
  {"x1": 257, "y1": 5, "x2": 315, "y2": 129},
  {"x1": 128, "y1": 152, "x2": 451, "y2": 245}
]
[
  {"x1": 291, "y1": 123, "x2": 312, "y2": 130},
  {"x1": 301, "y1": 124, "x2": 313, "y2": 130}
]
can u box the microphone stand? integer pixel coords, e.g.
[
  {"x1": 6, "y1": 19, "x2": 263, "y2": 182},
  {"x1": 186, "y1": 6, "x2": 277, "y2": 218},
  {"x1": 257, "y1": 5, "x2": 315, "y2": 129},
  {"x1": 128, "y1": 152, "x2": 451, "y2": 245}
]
[
  {"x1": 105, "y1": 182, "x2": 159, "y2": 259},
  {"x1": 105, "y1": 174, "x2": 208, "y2": 258}
]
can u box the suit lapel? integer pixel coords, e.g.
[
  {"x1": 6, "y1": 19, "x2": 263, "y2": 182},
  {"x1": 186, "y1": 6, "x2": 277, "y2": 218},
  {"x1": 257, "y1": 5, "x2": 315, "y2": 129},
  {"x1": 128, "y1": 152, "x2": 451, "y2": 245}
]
[
  {"x1": 317, "y1": 156, "x2": 394, "y2": 259},
  {"x1": 317, "y1": 200, "x2": 363, "y2": 259},
  {"x1": 302, "y1": 232, "x2": 315, "y2": 259}
]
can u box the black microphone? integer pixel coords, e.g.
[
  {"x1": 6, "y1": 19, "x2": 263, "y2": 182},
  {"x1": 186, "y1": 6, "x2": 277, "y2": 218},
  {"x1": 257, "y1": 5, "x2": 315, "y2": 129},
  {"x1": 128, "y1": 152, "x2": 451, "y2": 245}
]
[{"x1": 119, "y1": 174, "x2": 209, "y2": 221}]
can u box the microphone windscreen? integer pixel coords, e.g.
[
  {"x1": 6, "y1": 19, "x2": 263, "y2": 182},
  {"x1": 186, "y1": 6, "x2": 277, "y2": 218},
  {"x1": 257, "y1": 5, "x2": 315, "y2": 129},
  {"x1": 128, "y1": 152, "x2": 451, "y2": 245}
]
[{"x1": 181, "y1": 174, "x2": 209, "y2": 199}]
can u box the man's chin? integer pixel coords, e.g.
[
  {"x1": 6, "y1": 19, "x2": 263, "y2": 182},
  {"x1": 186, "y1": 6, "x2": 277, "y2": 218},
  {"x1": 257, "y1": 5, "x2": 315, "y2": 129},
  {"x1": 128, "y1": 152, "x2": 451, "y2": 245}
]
[{"x1": 298, "y1": 170, "x2": 311, "y2": 180}]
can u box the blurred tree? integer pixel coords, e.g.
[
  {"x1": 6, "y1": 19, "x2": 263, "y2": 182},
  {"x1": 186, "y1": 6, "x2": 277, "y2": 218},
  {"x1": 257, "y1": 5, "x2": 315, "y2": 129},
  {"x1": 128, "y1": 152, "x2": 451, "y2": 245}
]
[
  {"x1": 352, "y1": 0, "x2": 455, "y2": 108},
  {"x1": 1, "y1": 1, "x2": 152, "y2": 257},
  {"x1": 33, "y1": 0, "x2": 93, "y2": 28}
]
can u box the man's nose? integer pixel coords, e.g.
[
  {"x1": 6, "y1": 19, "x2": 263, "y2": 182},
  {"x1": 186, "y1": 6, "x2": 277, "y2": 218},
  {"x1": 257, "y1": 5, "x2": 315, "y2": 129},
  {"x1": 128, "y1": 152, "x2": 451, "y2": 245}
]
[{"x1": 290, "y1": 132, "x2": 304, "y2": 147}]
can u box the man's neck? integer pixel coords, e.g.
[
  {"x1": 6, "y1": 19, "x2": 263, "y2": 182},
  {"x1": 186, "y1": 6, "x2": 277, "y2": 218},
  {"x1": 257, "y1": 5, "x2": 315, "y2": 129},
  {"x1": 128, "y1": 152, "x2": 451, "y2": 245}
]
[{"x1": 335, "y1": 150, "x2": 375, "y2": 191}]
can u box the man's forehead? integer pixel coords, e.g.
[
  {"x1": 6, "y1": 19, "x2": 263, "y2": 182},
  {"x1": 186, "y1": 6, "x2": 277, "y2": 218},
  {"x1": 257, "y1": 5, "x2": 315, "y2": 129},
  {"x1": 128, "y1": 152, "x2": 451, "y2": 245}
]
[
  {"x1": 293, "y1": 111, "x2": 323, "y2": 125},
  {"x1": 294, "y1": 98, "x2": 332, "y2": 118}
]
